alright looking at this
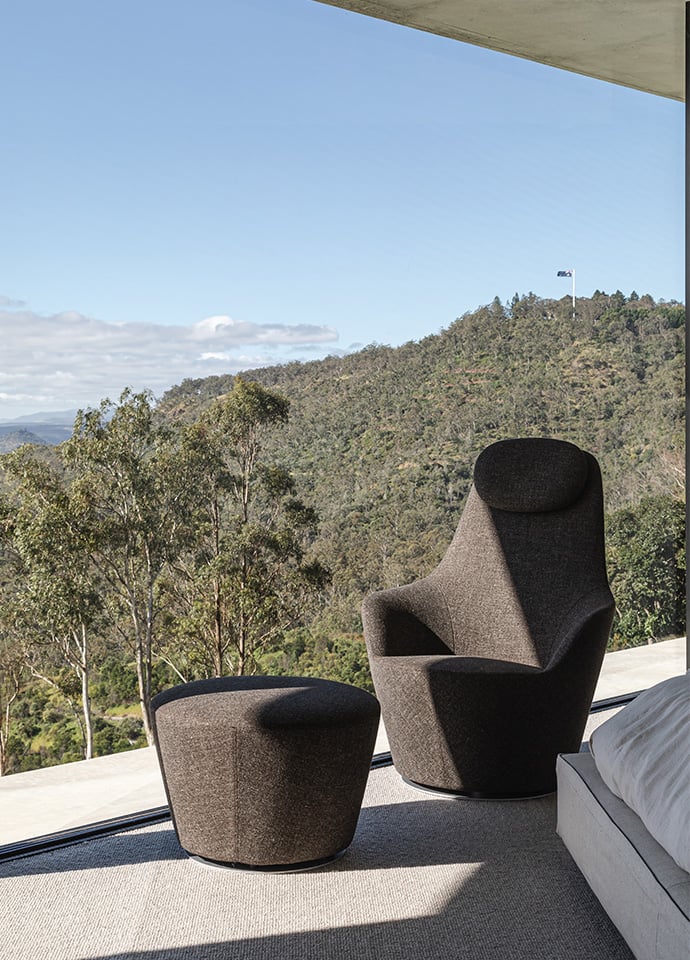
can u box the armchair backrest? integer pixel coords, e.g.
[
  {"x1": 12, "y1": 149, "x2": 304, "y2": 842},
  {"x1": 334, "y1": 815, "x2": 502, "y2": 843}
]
[{"x1": 432, "y1": 438, "x2": 611, "y2": 668}]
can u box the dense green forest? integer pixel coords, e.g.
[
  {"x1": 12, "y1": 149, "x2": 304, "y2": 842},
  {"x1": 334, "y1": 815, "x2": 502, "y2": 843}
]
[
  {"x1": 161, "y1": 290, "x2": 685, "y2": 639},
  {"x1": 0, "y1": 291, "x2": 685, "y2": 774}
]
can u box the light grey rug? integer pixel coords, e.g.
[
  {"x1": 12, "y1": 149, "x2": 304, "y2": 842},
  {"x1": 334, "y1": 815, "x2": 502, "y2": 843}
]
[{"x1": 0, "y1": 765, "x2": 632, "y2": 960}]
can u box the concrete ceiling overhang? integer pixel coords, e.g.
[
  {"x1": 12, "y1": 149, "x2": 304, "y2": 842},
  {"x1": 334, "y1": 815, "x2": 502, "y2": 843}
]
[{"x1": 314, "y1": 0, "x2": 685, "y2": 100}]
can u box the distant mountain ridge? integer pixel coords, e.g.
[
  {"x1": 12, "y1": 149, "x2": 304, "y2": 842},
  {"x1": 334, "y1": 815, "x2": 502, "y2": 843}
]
[
  {"x1": 0, "y1": 428, "x2": 50, "y2": 453},
  {"x1": 0, "y1": 409, "x2": 78, "y2": 425},
  {"x1": 0, "y1": 422, "x2": 73, "y2": 447},
  {"x1": 0, "y1": 408, "x2": 76, "y2": 448}
]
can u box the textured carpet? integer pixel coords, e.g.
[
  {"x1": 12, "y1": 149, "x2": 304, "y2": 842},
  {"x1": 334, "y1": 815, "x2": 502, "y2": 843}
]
[{"x1": 0, "y1": 765, "x2": 633, "y2": 960}]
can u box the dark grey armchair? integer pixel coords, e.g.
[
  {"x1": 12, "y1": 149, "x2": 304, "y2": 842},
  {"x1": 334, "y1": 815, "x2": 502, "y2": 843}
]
[{"x1": 362, "y1": 438, "x2": 615, "y2": 798}]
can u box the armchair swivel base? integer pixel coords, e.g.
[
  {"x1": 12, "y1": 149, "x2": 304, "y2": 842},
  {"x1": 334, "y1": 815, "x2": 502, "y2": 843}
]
[{"x1": 401, "y1": 778, "x2": 554, "y2": 800}]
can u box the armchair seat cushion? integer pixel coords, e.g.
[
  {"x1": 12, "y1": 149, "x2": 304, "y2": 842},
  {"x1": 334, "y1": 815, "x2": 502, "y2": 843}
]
[{"x1": 370, "y1": 652, "x2": 585, "y2": 796}]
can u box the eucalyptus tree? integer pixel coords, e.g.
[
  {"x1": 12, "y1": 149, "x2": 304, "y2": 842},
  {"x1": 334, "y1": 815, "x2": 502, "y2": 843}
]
[
  {"x1": 0, "y1": 620, "x2": 28, "y2": 776},
  {"x1": 161, "y1": 378, "x2": 330, "y2": 678},
  {"x1": 0, "y1": 446, "x2": 102, "y2": 759},
  {"x1": 62, "y1": 389, "x2": 195, "y2": 744},
  {"x1": 0, "y1": 495, "x2": 29, "y2": 775}
]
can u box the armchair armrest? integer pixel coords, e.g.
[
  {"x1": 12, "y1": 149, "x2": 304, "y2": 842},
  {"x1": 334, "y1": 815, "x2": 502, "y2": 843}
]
[
  {"x1": 547, "y1": 587, "x2": 616, "y2": 671},
  {"x1": 362, "y1": 578, "x2": 453, "y2": 658}
]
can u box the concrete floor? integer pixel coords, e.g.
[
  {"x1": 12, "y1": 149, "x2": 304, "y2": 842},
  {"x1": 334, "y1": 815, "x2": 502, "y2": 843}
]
[{"x1": 0, "y1": 637, "x2": 685, "y2": 848}]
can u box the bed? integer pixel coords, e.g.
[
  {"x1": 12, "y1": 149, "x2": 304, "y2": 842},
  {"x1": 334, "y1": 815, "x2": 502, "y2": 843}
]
[{"x1": 556, "y1": 672, "x2": 690, "y2": 960}]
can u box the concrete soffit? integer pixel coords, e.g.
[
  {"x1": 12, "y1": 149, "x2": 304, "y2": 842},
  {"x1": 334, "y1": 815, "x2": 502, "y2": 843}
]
[{"x1": 314, "y1": 0, "x2": 685, "y2": 101}]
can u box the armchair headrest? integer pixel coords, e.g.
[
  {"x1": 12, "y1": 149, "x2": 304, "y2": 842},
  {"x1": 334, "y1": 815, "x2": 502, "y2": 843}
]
[{"x1": 473, "y1": 438, "x2": 589, "y2": 513}]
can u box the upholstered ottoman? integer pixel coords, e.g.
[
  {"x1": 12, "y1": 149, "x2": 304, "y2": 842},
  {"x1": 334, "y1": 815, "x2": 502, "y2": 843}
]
[{"x1": 151, "y1": 676, "x2": 380, "y2": 871}]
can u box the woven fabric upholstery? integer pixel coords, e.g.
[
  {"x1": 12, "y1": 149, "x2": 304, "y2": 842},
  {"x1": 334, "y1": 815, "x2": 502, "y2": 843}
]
[
  {"x1": 152, "y1": 676, "x2": 380, "y2": 868},
  {"x1": 362, "y1": 438, "x2": 614, "y2": 797}
]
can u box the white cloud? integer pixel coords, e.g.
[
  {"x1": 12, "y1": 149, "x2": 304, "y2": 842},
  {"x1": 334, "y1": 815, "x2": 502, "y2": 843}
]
[
  {"x1": 191, "y1": 315, "x2": 241, "y2": 339},
  {"x1": 190, "y1": 314, "x2": 337, "y2": 345},
  {"x1": 0, "y1": 299, "x2": 339, "y2": 420},
  {"x1": 199, "y1": 351, "x2": 232, "y2": 361}
]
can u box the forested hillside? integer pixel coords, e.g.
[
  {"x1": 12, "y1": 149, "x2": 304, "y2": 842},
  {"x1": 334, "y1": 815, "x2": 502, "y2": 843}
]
[
  {"x1": 161, "y1": 291, "x2": 685, "y2": 637},
  {"x1": 0, "y1": 291, "x2": 684, "y2": 773}
]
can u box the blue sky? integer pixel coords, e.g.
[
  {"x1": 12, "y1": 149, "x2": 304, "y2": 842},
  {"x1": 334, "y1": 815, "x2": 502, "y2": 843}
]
[{"x1": 1, "y1": 0, "x2": 684, "y2": 419}]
